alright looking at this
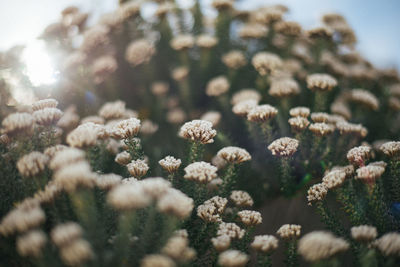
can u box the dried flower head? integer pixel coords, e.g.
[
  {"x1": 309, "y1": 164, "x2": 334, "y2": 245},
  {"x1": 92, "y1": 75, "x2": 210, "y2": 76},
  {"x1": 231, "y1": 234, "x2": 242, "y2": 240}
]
[
  {"x1": 217, "y1": 146, "x2": 251, "y2": 164},
  {"x1": 374, "y1": 232, "x2": 400, "y2": 256},
  {"x1": 17, "y1": 151, "x2": 49, "y2": 177},
  {"x1": 141, "y1": 254, "x2": 175, "y2": 267},
  {"x1": 127, "y1": 159, "x2": 149, "y2": 178},
  {"x1": 170, "y1": 34, "x2": 195, "y2": 50},
  {"x1": 231, "y1": 89, "x2": 261, "y2": 105},
  {"x1": 217, "y1": 222, "x2": 245, "y2": 239},
  {"x1": 289, "y1": 106, "x2": 310, "y2": 117},
  {"x1": 92, "y1": 55, "x2": 117, "y2": 83},
  {"x1": 350, "y1": 89, "x2": 379, "y2": 110},
  {"x1": 250, "y1": 235, "x2": 279, "y2": 254},
  {"x1": 206, "y1": 76, "x2": 230, "y2": 97},
  {"x1": 288, "y1": 116, "x2": 310, "y2": 132},
  {"x1": 347, "y1": 146, "x2": 371, "y2": 166},
  {"x1": 59, "y1": 239, "x2": 93, "y2": 266},
  {"x1": 125, "y1": 39, "x2": 155, "y2": 66},
  {"x1": 53, "y1": 161, "x2": 95, "y2": 192},
  {"x1": 196, "y1": 34, "x2": 218, "y2": 48},
  {"x1": 197, "y1": 204, "x2": 222, "y2": 222},
  {"x1": 218, "y1": 250, "x2": 248, "y2": 267},
  {"x1": 159, "y1": 156, "x2": 182, "y2": 173},
  {"x1": 212, "y1": 0, "x2": 233, "y2": 11},
  {"x1": 336, "y1": 121, "x2": 368, "y2": 138},
  {"x1": 107, "y1": 183, "x2": 151, "y2": 210},
  {"x1": 356, "y1": 165, "x2": 385, "y2": 184},
  {"x1": 34, "y1": 182, "x2": 62, "y2": 204},
  {"x1": 96, "y1": 173, "x2": 122, "y2": 190},
  {"x1": 32, "y1": 107, "x2": 63, "y2": 126},
  {"x1": 252, "y1": 52, "x2": 282, "y2": 75},
  {"x1": 2, "y1": 112, "x2": 35, "y2": 135},
  {"x1": 269, "y1": 78, "x2": 300, "y2": 97},
  {"x1": 307, "y1": 183, "x2": 328, "y2": 205},
  {"x1": 237, "y1": 210, "x2": 262, "y2": 226},
  {"x1": 247, "y1": 104, "x2": 278, "y2": 122},
  {"x1": 298, "y1": 231, "x2": 349, "y2": 262},
  {"x1": 239, "y1": 23, "x2": 268, "y2": 39},
  {"x1": 99, "y1": 100, "x2": 126, "y2": 120},
  {"x1": 274, "y1": 21, "x2": 302, "y2": 36},
  {"x1": 277, "y1": 224, "x2": 301, "y2": 239},
  {"x1": 232, "y1": 100, "x2": 258, "y2": 117},
  {"x1": 51, "y1": 222, "x2": 83, "y2": 247},
  {"x1": 162, "y1": 235, "x2": 195, "y2": 262},
  {"x1": 222, "y1": 50, "x2": 247, "y2": 69},
  {"x1": 139, "y1": 177, "x2": 171, "y2": 200},
  {"x1": 200, "y1": 111, "x2": 222, "y2": 126},
  {"x1": 115, "y1": 151, "x2": 132, "y2": 165},
  {"x1": 0, "y1": 203, "x2": 45, "y2": 235},
  {"x1": 268, "y1": 137, "x2": 299, "y2": 157},
  {"x1": 230, "y1": 190, "x2": 254, "y2": 207},
  {"x1": 32, "y1": 98, "x2": 58, "y2": 111},
  {"x1": 310, "y1": 112, "x2": 330, "y2": 123},
  {"x1": 172, "y1": 66, "x2": 189, "y2": 81},
  {"x1": 49, "y1": 148, "x2": 86, "y2": 171},
  {"x1": 80, "y1": 25, "x2": 109, "y2": 54},
  {"x1": 157, "y1": 188, "x2": 194, "y2": 219},
  {"x1": 322, "y1": 170, "x2": 347, "y2": 189},
  {"x1": 306, "y1": 27, "x2": 333, "y2": 40},
  {"x1": 16, "y1": 230, "x2": 47, "y2": 258},
  {"x1": 151, "y1": 81, "x2": 169, "y2": 96},
  {"x1": 309, "y1": 123, "x2": 335, "y2": 137},
  {"x1": 179, "y1": 120, "x2": 217, "y2": 144},
  {"x1": 204, "y1": 196, "x2": 228, "y2": 214},
  {"x1": 351, "y1": 225, "x2": 377, "y2": 243},
  {"x1": 184, "y1": 161, "x2": 218, "y2": 183},
  {"x1": 380, "y1": 141, "x2": 400, "y2": 158},
  {"x1": 212, "y1": 235, "x2": 231, "y2": 252},
  {"x1": 66, "y1": 124, "x2": 98, "y2": 148},
  {"x1": 111, "y1": 118, "x2": 141, "y2": 139},
  {"x1": 306, "y1": 73, "x2": 337, "y2": 91}
]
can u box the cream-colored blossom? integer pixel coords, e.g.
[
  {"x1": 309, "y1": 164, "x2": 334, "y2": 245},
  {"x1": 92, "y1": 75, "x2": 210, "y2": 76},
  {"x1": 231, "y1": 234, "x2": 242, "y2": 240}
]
[
  {"x1": 159, "y1": 156, "x2": 182, "y2": 173},
  {"x1": 251, "y1": 235, "x2": 279, "y2": 253},
  {"x1": 17, "y1": 151, "x2": 49, "y2": 177},
  {"x1": 268, "y1": 137, "x2": 299, "y2": 157},
  {"x1": 107, "y1": 183, "x2": 151, "y2": 210},
  {"x1": 230, "y1": 190, "x2": 254, "y2": 207},
  {"x1": 217, "y1": 146, "x2": 251, "y2": 164},
  {"x1": 306, "y1": 73, "x2": 337, "y2": 91},
  {"x1": 125, "y1": 39, "x2": 155, "y2": 66},
  {"x1": 184, "y1": 161, "x2": 218, "y2": 183},
  {"x1": 247, "y1": 104, "x2": 278, "y2": 122},
  {"x1": 179, "y1": 120, "x2": 217, "y2": 144},
  {"x1": 237, "y1": 210, "x2": 262, "y2": 226},
  {"x1": 252, "y1": 52, "x2": 282, "y2": 75},
  {"x1": 206, "y1": 76, "x2": 230, "y2": 97},
  {"x1": 298, "y1": 231, "x2": 349, "y2": 262},
  {"x1": 218, "y1": 250, "x2": 248, "y2": 267},
  {"x1": 277, "y1": 224, "x2": 301, "y2": 239},
  {"x1": 127, "y1": 159, "x2": 149, "y2": 178},
  {"x1": 351, "y1": 225, "x2": 377, "y2": 243}
]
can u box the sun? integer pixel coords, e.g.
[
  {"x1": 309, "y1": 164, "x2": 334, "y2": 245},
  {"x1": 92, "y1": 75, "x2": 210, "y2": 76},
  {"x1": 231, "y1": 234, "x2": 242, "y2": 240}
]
[{"x1": 22, "y1": 40, "x2": 58, "y2": 86}]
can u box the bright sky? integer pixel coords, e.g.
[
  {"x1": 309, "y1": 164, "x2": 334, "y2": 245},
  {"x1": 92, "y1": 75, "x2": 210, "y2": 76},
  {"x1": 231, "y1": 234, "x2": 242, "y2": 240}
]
[{"x1": 0, "y1": 0, "x2": 399, "y2": 68}]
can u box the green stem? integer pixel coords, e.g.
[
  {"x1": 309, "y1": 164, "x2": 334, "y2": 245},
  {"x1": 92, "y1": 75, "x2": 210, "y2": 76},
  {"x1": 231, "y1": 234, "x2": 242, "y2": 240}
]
[
  {"x1": 188, "y1": 141, "x2": 204, "y2": 163},
  {"x1": 316, "y1": 200, "x2": 347, "y2": 237}
]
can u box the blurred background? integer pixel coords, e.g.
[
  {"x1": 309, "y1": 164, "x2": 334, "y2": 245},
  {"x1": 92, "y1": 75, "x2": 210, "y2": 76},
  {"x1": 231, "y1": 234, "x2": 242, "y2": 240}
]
[{"x1": 1, "y1": 0, "x2": 399, "y2": 67}]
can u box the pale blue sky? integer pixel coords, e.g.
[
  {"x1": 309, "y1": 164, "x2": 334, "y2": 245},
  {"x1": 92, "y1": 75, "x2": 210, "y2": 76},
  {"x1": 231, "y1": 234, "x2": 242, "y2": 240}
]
[{"x1": 0, "y1": 0, "x2": 399, "y2": 68}]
